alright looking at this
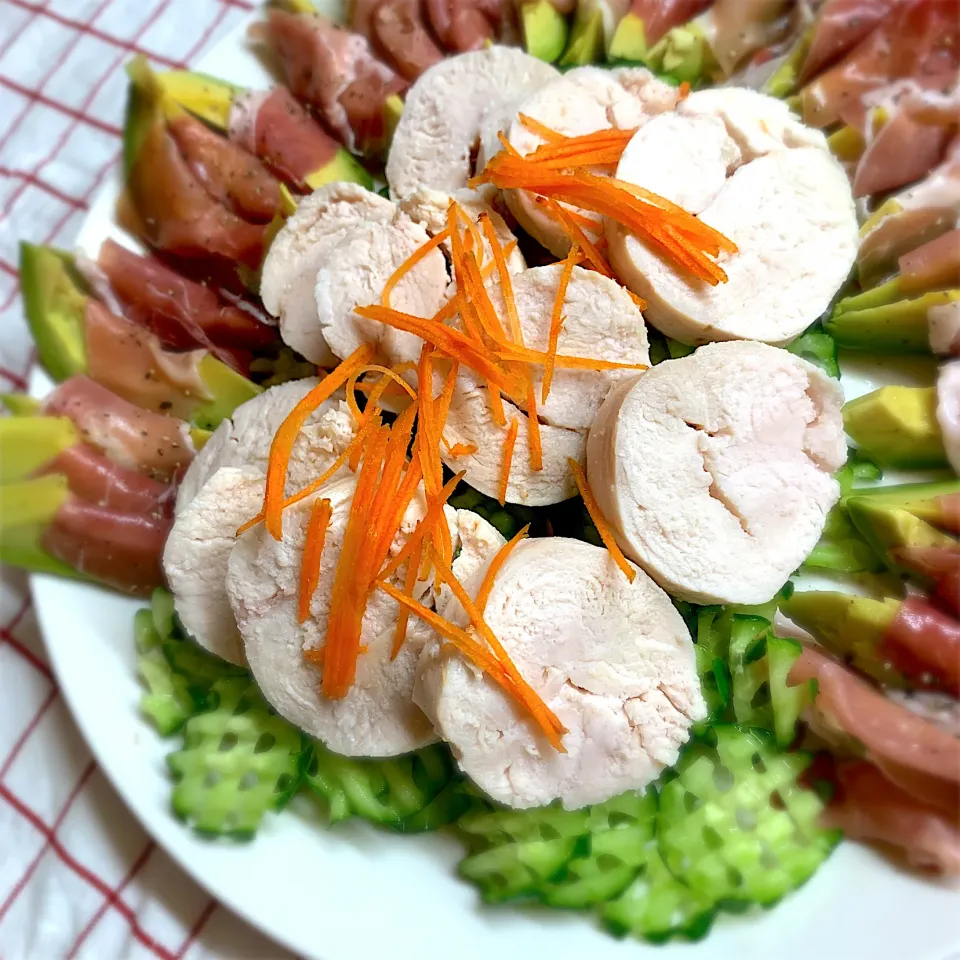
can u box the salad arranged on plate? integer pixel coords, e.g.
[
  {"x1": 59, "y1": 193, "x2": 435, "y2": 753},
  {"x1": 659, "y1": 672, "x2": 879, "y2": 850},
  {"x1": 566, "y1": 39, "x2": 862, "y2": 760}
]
[{"x1": 3, "y1": 0, "x2": 959, "y2": 945}]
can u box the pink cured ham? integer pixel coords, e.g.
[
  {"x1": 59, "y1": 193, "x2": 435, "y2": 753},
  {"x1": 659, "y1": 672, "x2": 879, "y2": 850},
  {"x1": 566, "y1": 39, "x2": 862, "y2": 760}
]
[
  {"x1": 42, "y1": 499, "x2": 170, "y2": 596},
  {"x1": 97, "y1": 240, "x2": 274, "y2": 356},
  {"x1": 83, "y1": 300, "x2": 211, "y2": 421},
  {"x1": 257, "y1": 10, "x2": 406, "y2": 153},
  {"x1": 824, "y1": 761, "x2": 960, "y2": 874},
  {"x1": 789, "y1": 646, "x2": 960, "y2": 813},
  {"x1": 425, "y1": 0, "x2": 507, "y2": 51},
  {"x1": 895, "y1": 546, "x2": 960, "y2": 613},
  {"x1": 899, "y1": 228, "x2": 960, "y2": 293},
  {"x1": 880, "y1": 594, "x2": 960, "y2": 695},
  {"x1": 44, "y1": 376, "x2": 194, "y2": 482},
  {"x1": 800, "y1": 0, "x2": 906, "y2": 82},
  {"x1": 372, "y1": 0, "x2": 445, "y2": 81},
  {"x1": 802, "y1": 0, "x2": 960, "y2": 130},
  {"x1": 167, "y1": 113, "x2": 281, "y2": 224},
  {"x1": 38, "y1": 444, "x2": 174, "y2": 518},
  {"x1": 228, "y1": 87, "x2": 341, "y2": 189},
  {"x1": 124, "y1": 113, "x2": 267, "y2": 269},
  {"x1": 853, "y1": 108, "x2": 951, "y2": 198},
  {"x1": 626, "y1": 0, "x2": 714, "y2": 48}
]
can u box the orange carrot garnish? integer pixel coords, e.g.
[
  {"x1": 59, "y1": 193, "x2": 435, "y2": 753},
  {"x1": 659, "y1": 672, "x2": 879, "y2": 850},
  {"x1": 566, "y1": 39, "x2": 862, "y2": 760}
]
[
  {"x1": 543, "y1": 242, "x2": 580, "y2": 404},
  {"x1": 263, "y1": 343, "x2": 376, "y2": 540},
  {"x1": 498, "y1": 417, "x2": 519, "y2": 506},
  {"x1": 299, "y1": 498, "x2": 332, "y2": 624},
  {"x1": 475, "y1": 524, "x2": 530, "y2": 614},
  {"x1": 678, "y1": 81, "x2": 691, "y2": 100},
  {"x1": 568, "y1": 458, "x2": 636, "y2": 584},
  {"x1": 626, "y1": 289, "x2": 648, "y2": 312},
  {"x1": 391, "y1": 538, "x2": 423, "y2": 659},
  {"x1": 382, "y1": 227, "x2": 452, "y2": 307},
  {"x1": 539, "y1": 197, "x2": 613, "y2": 278},
  {"x1": 524, "y1": 379, "x2": 543, "y2": 472},
  {"x1": 497, "y1": 342, "x2": 648, "y2": 373},
  {"x1": 524, "y1": 127, "x2": 638, "y2": 170},
  {"x1": 445, "y1": 442, "x2": 478, "y2": 458},
  {"x1": 517, "y1": 112, "x2": 564, "y2": 143}
]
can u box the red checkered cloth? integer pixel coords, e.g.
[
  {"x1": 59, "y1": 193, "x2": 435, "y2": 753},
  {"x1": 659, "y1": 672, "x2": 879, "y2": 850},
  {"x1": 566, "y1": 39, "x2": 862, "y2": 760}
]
[{"x1": 0, "y1": 2, "x2": 293, "y2": 957}]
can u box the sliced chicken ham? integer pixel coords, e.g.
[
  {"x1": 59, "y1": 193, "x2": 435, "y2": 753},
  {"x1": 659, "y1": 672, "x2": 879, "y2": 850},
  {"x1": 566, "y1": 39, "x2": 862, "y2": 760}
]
[
  {"x1": 386, "y1": 46, "x2": 558, "y2": 203},
  {"x1": 44, "y1": 376, "x2": 194, "y2": 482},
  {"x1": 175, "y1": 379, "x2": 356, "y2": 513},
  {"x1": 260, "y1": 182, "x2": 395, "y2": 366},
  {"x1": 587, "y1": 341, "x2": 846, "y2": 605},
  {"x1": 609, "y1": 87, "x2": 857, "y2": 345},
  {"x1": 414, "y1": 537, "x2": 706, "y2": 809},
  {"x1": 370, "y1": 0, "x2": 445, "y2": 81}
]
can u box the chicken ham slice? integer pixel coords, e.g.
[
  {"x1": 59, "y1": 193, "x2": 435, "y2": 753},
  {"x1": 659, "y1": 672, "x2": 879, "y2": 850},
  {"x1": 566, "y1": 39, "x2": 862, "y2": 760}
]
[
  {"x1": 587, "y1": 341, "x2": 846, "y2": 605},
  {"x1": 175, "y1": 379, "x2": 356, "y2": 513},
  {"x1": 225, "y1": 476, "x2": 474, "y2": 756},
  {"x1": 609, "y1": 87, "x2": 857, "y2": 346},
  {"x1": 386, "y1": 46, "x2": 558, "y2": 203},
  {"x1": 260, "y1": 182, "x2": 395, "y2": 367},
  {"x1": 414, "y1": 537, "x2": 706, "y2": 809}
]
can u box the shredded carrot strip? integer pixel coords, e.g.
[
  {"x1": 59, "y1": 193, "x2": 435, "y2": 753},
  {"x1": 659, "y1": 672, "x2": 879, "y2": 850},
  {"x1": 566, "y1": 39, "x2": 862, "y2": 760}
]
[
  {"x1": 678, "y1": 81, "x2": 691, "y2": 100},
  {"x1": 524, "y1": 379, "x2": 543, "y2": 471},
  {"x1": 525, "y1": 127, "x2": 638, "y2": 169},
  {"x1": 475, "y1": 524, "x2": 530, "y2": 614},
  {"x1": 472, "y1": 153, "x2": 736, "y2": 285},
  {"x1": 497, "y1": 343, "x2": 648, "y2": 373},
  {"x1": 517, "y1": 113, "x2": 564, "y2": 143},
  {"x1": 382, "y1": 227, "x2": 452, "y2": 307},
  {"x1": 391, "y1": 538, "x2": 423, "y2": 659},
  {"x1": 416, "y1": 348, "x2": 453, "y2": 566},
  {"x1": 426, "y1": 545, "x2": 566, "y2": 750},
  {"x1": 543, "y1": 242, "x2": 579, "y2": 404},
  {"x1": 445, "y1": 442, "x2": 477, "y2": 458},
  {"x1": 378, "y1": 470, "x2": 464, "y2": 582},
  {"x1": 497, "y1": 130, "x2": 523, "y2": 159},
  {"x1": 626, "y1": 289, "x2": 648, "y2": 311},
  {"x1": 568, "y1": 458, "x2": 636, "y2": 584},
  {"x1": 263, "y1": 343, "x2": 376, "y2": 540},
  {"x1": 357, "y1": 364, "x2": 419, "y2": 402},
  {"x1": 540, "y1": 198, "x2": 613, "y2": 278},
  {"x1": 480, "y1": 215, "x2": 521, "y2": 343},
  {"x1": 356, "y1": 304, "x2": 521, "y2": 395},
  {"x1": 299, "y1": 498, "x2": 332, "y2": 624},
  {"x1": 498, "y1": 417, "x2": 519, "y2": 506}
]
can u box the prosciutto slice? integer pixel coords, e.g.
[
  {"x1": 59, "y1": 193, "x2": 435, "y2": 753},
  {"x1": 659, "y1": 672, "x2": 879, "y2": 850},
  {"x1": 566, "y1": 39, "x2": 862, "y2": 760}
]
[
  {"x1": 789, "y1": 645, "x2": 960, "y2": 813},
  {"x1": 372, "y1": 0, "x2": 445, "y2": 81},
  {"x1": 425, "y1": 0, "x2": 507, "y2": 52},
  {"x1": 256, "y1": 10, "x2": 406, "y2": 153},
  {"x1": 97, "y1": 240, "x2": 274, "y2": 357},
  {"x1": 895, "y1": 546, "x2": 960, "y2": 613},
  {"x1": 824, "y1": 761, "x2": 960, "y2": 874},
  {"x1": 899, "y1": 228, "x2": 960, "y2": 293},
  {"x1": 228, "y1": 87, "x2": 341, "y2": 189},
  {"x1": 42, "y1": 499, "x2": 170, "y2": 596},
  {"x1": 802, "y1": 0, "x2": 960, "y2": 131},
  {"x1": 167, "y1": 113, "x2": 281, "y2": 223},
  {"x1": 44, "y1": 376, "x2": 194, "y2": 482},
  {"x1": 625, "y1": 0, "x2": 714, "y2": 48},
  {"x1": 83, "y1": 300, "x2": 211, "y2": 421},
  {"x1": 124, "y1": 110, "x2": 267, "y2": 268},
  {"x1": 37, "y1": 444, "x2": 173, "y2": 517},
  {"x1": 881, "y1": 594, "x2": 960, "y2": 695}
]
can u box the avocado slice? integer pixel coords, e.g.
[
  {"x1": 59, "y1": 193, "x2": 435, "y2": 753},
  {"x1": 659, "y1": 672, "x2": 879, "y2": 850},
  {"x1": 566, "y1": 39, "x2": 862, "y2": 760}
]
[
  {"x1": 847, "y1": 498, "x2": 957, "y2": 577},
  {"x1": 607, "y1": 12, "x2": 647, "y2": 63},
  {"x1": 762, "y1": 27, "x2": 812, "y2": 100},
  {"x1": 304, "y1": 149, "x2": 374, "y2": 192},
  {"x1": 826, "y1": 289, "x2": 960, "y2": 353},
  {"x1": 843, "y1": 479, "x2": 960, "y2": 530},
  {"x1": 646, "y1": 23, "x2": 713, "y2": 85},
  {"x1": 781, "y1": 590, "x2": 903, "y2": 687},
  {"x1": 559, "y1": 7, "x2": 604, "y2": 67},
  {"x1": 843, "y1": 385, "x2": 948, "y2": 469},
  {"x1": 0, "y1": 475, "x2": 81, "y2": 580},
  {"x1": 832, "y1": 277, "x2": 903, "y2": 315},
  {"x1": 191, "y1": 354, "x2": 262, "y2": 432},
  {"x1": 269, "y1": 0, "x2": 317, "y2": 11},
  {"x1": 0, "y1": 394, "x2": 41, "y2": 416},
  {"x1": 155, "y1": 70, "x2": 240, "y2": 131},
  {"x1": 827, "y1": 124, "x2": 866, "y2": 163},
  {"x1": 19, "y1": 242, "x2": 88, "y2": 382},
  {"x1": 521, "y1": 0, "x2": 570, "y2": 63},
  {"x1": 0, "y1": 416, "x2": 78, "y2": 483},
  {"x1": 123, "y1": 56, "x2": 163, "y2": 179}
]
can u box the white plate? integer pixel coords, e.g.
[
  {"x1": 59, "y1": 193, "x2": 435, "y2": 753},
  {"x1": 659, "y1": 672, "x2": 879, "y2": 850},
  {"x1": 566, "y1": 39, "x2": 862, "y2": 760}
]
[{"x1": 30, "y1": 8, "x2": 960, "y2": 960}]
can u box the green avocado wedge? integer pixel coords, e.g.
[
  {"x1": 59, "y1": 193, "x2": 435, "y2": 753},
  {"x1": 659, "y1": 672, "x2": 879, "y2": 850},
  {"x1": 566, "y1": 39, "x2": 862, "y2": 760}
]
[
  {"x1": 843, "y1": 385, "x2": 948, "y2": 469},
  {"x1": 608, "y1": 13, "x2": 648, "y2": 63},
  {"x1": 19, "y1": 242, "x2": 88, "y2": 382},
  {"x1": 155, "y1": 70, "x2": 240, "y2": 130},
  {"x1": 0, "y1": 416, "x2": 78, "y2": 483},
  {"x1": 841, "y1": 479, "x2": 960, "y2": 530},
  {"x1": 559, "y1": 7, "x2": 604, "y2": 67},
  {"x1": 521, "y1": 0, "x2": 570, "y2": 64}
]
